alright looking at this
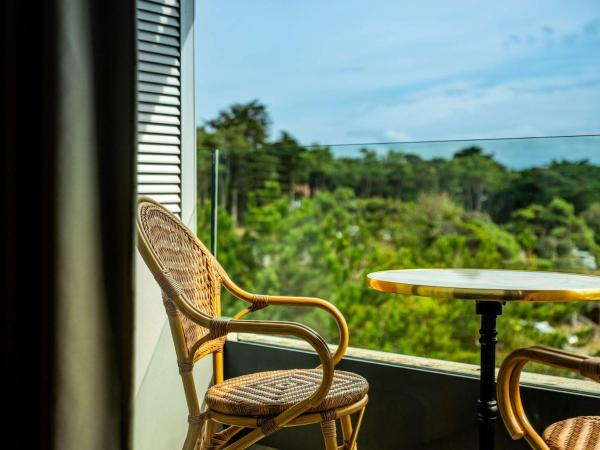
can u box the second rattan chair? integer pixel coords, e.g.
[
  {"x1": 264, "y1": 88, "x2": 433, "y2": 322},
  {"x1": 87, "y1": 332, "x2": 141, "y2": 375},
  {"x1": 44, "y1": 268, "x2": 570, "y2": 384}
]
[
  {"x1": 136, "y1": 197, "x2": 369, "y2": 450},
  {"x1": 497, "y1": 345, "x2": 600, "y2": 450}
]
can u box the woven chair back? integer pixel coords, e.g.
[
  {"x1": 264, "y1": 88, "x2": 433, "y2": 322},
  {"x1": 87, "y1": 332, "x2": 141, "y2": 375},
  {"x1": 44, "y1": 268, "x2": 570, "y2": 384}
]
[{"x1": 137, "y1": 199, "x2": 225, "y2": 359}]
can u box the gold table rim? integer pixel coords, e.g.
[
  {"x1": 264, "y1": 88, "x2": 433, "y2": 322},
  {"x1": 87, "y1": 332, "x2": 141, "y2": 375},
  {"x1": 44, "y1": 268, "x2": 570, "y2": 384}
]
[{"x1": 366, "y1": 269, "x2": 600, "y2": 302}]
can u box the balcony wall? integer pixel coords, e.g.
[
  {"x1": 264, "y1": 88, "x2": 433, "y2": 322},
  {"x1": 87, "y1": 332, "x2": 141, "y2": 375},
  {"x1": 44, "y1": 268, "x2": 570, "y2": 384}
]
[{"x1": 225, "y1": 340, "x2": 600, "y2": 450}]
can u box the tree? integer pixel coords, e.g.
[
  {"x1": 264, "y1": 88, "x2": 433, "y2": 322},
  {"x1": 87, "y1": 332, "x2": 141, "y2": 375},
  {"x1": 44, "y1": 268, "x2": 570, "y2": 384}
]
[
  {"x1": 450, "y1": 147, "x2": 507, "y2": 212},
  {"x1": 197, "y1": 101, "x2": 274, "y2": 223},
  {"x1": 305, "y1": 146, "x2": 336, "y2": 196},
  {"x1": 507, "y1": 197, "x2": 597, "y2": 268},
  {"x1": 268, "y1": 132, "x2": 310, "y2": 203},
  {"x1": 581, "y1": 202, "x2": 600, "y2": 244},
  {"x1": 490, "y1": 160, "x2": 600, "y2": 223},
  {"x1": 205, "y1": 100, "x2": 270, "y2": 147}
]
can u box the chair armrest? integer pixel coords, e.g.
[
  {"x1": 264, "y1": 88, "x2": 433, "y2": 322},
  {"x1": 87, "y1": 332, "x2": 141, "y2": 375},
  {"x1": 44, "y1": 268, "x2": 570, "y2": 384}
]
[
  {"x1": 221, "y1": 273, "x2": 349, "y2": 365},
  {"x1": 162, "y1": 274, "x2": 334, "y2": 392},
  {"x1": 497, "y1": 346, "x2": 599, "y2": 449},
  {"x1": 150, "y1": 267, "x2": 334, "y2": 371}
]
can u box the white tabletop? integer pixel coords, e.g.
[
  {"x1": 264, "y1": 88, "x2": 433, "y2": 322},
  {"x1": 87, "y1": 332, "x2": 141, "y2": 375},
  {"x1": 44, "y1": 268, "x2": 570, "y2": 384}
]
[{"x1": 367, "y1": 269, "x2": 600, "y2": 302}]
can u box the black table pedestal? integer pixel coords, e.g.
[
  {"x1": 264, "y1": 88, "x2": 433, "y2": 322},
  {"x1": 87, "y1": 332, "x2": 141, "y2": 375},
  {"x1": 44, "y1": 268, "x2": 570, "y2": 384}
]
[{"x1": 476, "y1": 300, "x2": 503, "y2": 450}]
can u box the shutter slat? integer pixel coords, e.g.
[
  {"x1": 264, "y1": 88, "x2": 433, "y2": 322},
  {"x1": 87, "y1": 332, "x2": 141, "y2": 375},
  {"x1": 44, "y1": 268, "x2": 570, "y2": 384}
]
[
  {"x1": 138, "y1": 174, "x2": 181, "y2": 184},
  {"x1": 138, "y1": 1, "x2": 180, "y2": 18},
  {"x1": 139, "y1": 63, "x2": 180, "y2": 77},
  {"x1": 139, "y1": 133, "x2": 181, "y2": 144},
  {"x1": 138, "y1": 164, "x2": 181, "y2": 174},
  {"x1": 143, "y1": 194, "x2": 181, "y2": 204},
  {"x1": 138, "y1": 103, "x2": 180, "y2": 116},
  {"x1": 139, "y1": 62, "x2": 180, "y2": 77},
  {"x1": 138, "y1": 72, "x2": 180, "y2": 86},
  {"x1": 138, "y1": 184, "x2": 181, "y2": 194},
  {"x1": 139, "y1": 144, "x2": 180, "y2": 154},
  {"x1": 139, "y1": 113, "x2": 180, "y2": 125},
  {"x1": 138, "y1": 92, "x2": 180, "y2": 106},
  {"x1": 139, "y1": 123, "x2": 181, "y2": 135},
  {"x1": 139, "y1": 41, "x2": 180, "y2": 57},
  {"x1": 144, "y1": 0, "x2": 180, "y2": 7},
  {"x1": 139, "y1": 51, "x2": 180, "y2": 67},
  {"x1": 137, "y1": 10, "x2": 179, "y2": 27},
  {"x1": 137, "y1": 21, "x2": 179, "y2": 37},
  {"x1": 138, "y1": 154, "x2": 181, "y2": 164},
  {"x1": 164, "y1": 204, "x2": 181, "y2": 213},
  {"x1": 138, "y1": 82, "x2": 180, "y2": 97},
  {"x1": 138, "y1": 31, "x2": 179, "y2": 47}
]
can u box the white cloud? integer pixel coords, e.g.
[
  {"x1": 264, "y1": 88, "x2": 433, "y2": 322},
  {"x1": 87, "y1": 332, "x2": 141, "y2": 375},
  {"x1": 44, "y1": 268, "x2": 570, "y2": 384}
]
[
  {"x1": 275, "y1": 72, "x2": 600, "y2": 145},
  {"x1": 196, "y1": 0, "x2": 600, "y2": 146}
]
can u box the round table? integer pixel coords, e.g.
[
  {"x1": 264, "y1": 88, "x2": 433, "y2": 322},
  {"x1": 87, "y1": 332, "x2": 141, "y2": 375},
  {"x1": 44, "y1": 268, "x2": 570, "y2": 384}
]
[{"x1": 366, "y1": 268, "x2": 600, "y2": 450}]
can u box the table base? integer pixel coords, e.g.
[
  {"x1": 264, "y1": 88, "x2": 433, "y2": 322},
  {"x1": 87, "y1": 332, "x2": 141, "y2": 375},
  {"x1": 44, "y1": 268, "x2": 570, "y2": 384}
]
[{"x1": 476, "y1": 300, "x2": 503, "y2": 450}]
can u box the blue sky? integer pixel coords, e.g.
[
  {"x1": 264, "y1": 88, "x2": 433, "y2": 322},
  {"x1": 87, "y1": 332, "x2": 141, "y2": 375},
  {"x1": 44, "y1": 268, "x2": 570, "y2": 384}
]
[{"x1": 195, "y1": 0, "x2": 600, "y2": 167}]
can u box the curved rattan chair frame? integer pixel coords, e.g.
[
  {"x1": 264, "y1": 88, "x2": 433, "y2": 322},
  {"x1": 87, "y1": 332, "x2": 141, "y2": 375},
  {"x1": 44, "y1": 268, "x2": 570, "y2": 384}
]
[
  {"x1": 136, "y1": 197, "x2": 367, "y2": 450},
  {"x1": 497, "y1": 345, "x2": 600, "y2": 450}
]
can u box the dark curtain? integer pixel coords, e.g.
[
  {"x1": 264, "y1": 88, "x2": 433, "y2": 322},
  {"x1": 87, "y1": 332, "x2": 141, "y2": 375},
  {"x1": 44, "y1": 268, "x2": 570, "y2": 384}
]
[{"x1": 2, "y1": 0, "x2": 135, "y2": 448}]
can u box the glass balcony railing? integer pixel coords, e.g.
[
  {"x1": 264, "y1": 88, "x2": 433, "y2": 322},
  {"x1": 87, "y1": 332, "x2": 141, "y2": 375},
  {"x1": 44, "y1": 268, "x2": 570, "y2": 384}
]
[{"x1": 196, "y1": 135, "x2": 600, "y2": 376}]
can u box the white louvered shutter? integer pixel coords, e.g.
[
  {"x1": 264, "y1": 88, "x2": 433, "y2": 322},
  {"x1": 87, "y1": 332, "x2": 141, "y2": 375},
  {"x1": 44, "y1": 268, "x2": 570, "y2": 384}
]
[{"x1": 136, "y1": 0, "x2": 183, "y2": 215}]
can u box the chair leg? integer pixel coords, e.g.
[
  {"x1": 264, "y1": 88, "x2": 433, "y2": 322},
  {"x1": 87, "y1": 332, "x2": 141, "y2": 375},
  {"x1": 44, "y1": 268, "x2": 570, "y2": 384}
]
[
  {"x1": 182, "y1": 422, "x2": 204, "y2": 450},
  {"x1": 348, "y1": 407, "x2": 366, "y2": 450},
  {"x1": 200, "y1": 419, "x2": 217, "y2": 450},
  {"x1": 341, "y1": 415, "x2": 356, "y2": 450},
  {"x1": 320, "y1": 420, "x2": 338, "y2": 450}
]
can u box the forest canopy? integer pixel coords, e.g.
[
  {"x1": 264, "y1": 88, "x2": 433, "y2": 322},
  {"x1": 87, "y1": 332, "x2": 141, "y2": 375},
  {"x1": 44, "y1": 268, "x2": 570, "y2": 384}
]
[{"x1": 196, "y1": 101, "x2": 600, "y2": 369}]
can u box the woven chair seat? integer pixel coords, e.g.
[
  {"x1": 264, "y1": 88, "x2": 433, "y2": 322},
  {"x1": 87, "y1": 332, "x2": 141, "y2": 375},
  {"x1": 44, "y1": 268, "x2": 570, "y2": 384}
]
[
  {"x1": 206, "y1": 369, "x2": 369, "y2": 417},
  {"x1": 543, "y1": 416, "x2": 600, "y2": 450}
]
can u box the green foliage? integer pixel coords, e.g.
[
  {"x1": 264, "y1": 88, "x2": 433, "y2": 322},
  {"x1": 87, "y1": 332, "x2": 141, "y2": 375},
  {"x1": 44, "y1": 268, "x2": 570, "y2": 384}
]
[
  {"x1": 489, "y1": 161, "x2": 600, "y2": 223},
  {"x1": 196, "y1": 101, "x2": 600, "y2": 372},
  {"x1": 581, "y1": 202, "x2": 600, "y2": 243},
  {"x1": 199, "y1": 189, "x2": 597, "y2": 366},
  {"x1": 507, "y1": 197, "x2": 598, "y2": 269}
]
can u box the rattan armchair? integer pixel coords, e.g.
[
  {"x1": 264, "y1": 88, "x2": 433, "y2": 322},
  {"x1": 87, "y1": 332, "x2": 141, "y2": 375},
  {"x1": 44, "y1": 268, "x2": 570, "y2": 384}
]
[
  {"x1": 136, "y1": 197, "x2": 369, "y2": 450},
  {"x1": 497, "y1": 345, "x2": 600, "y2": 450}
]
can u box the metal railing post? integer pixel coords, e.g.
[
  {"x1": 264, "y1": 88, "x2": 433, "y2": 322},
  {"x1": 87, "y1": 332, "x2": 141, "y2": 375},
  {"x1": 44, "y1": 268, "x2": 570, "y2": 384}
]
[{"x1": 210, "y1": 149, "x2": 219, "y2": 257}]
